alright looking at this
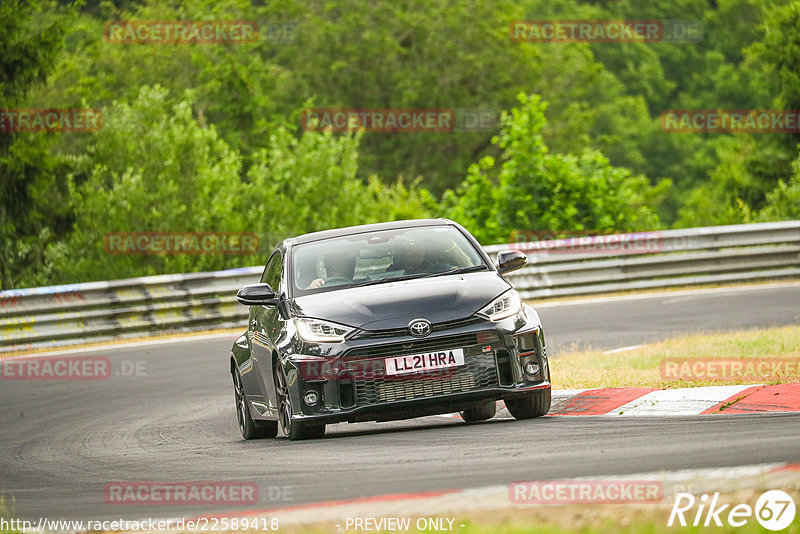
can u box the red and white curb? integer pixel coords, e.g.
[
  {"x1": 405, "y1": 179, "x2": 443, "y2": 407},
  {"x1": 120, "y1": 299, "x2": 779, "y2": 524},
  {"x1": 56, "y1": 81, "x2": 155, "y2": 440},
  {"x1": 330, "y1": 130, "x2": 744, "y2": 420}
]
[
  {"x1": 438, "y1": 383, "x2": 800, "y2": 419},
  {"x1": 548, "y1": 383, "x2": 800, "y2": 416}
]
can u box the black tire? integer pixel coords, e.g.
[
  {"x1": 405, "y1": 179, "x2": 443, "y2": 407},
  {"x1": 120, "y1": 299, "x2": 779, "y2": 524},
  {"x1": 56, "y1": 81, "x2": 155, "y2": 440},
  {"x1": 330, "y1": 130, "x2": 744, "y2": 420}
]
[
  {"x1": 233, "y1": 367, "x2": 278, "y2": 439},
  {"x1": 274, "y1": 364, "x2": 326, "y2": 441},
  {"x1": 460, "y1": 400, "x2": 497, "y2": 422},
  {"x1": 505, "y1": 388, "x2": 551, "y2": 420}
]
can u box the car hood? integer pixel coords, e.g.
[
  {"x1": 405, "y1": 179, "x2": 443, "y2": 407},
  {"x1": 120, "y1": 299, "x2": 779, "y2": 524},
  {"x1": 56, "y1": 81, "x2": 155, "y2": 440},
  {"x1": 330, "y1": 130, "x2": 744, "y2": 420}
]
[{"x1": 290, "y1": 271, "x2": 510, "y2": 330}]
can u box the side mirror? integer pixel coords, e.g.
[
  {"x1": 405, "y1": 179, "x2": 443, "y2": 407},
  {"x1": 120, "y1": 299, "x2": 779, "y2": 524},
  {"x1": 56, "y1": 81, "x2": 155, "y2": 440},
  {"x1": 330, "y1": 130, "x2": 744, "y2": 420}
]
[
  {"x1": 236, "y1": 283, "x2": 279, "y2": 306},
  {"x1": 496, "y1": 250, "x2": 527, "y2": 274}
]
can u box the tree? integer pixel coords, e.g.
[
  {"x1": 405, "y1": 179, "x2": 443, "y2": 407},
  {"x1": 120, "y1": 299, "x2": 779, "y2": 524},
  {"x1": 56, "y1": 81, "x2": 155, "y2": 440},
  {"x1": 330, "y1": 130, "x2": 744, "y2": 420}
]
[
  {"x1": 242, "y1": 127, "x2": 435, "y2": 243},
  {"x1": 447, "y1": 94, "x2": 665, "y2": 245},
  {"x1": 759, "y1": 148, "x2": 800, "y2": 220},
  {"x1": 0, "y1": 0, "x2": 74, "y2": 288},
  {"x1": 45, "y1": 85, "x2": 435, "y2": 283},
  {"x1": 676, "y1": 0, "x2": 800, "y2": 228},
  {"x1": 45, "y1": 85, "x2": 246, "y2": 283}
]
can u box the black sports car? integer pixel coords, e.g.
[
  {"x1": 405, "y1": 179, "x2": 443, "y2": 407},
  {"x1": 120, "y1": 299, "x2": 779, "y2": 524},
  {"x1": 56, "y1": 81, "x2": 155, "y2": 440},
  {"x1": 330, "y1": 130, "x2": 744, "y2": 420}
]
[{"x1": 229, "y1": 219, "x2": 551, "y2": 440}]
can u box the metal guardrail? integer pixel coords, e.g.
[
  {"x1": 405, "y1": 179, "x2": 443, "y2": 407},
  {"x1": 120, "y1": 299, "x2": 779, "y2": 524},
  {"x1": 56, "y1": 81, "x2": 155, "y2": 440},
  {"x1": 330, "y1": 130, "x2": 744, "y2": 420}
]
[
  {"x1": 0, "y1": 268, "x2": 262, "y2": 353},
  {"x1": 487, "y1": 220, "x2": 800, "y2": 299},
  {"x1": 1, "y1": 221, "x2": 798, "y2": 353}
]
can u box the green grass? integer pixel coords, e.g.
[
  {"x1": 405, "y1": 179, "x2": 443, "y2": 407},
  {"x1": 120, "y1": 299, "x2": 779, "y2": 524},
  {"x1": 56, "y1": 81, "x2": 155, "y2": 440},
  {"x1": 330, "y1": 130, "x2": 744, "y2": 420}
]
[
  {"x1": 450, "y1": 520, "x2": 800, "y2": 534},
  {"x1": 0, "y1": 497, "x2": 20, "y2": 534},
  {"x1": 274, "y1": 500, "x2": 800, "y2": 534},
  {"x1": 552, "y1": 325, "x2": 800, "y2": 389}
]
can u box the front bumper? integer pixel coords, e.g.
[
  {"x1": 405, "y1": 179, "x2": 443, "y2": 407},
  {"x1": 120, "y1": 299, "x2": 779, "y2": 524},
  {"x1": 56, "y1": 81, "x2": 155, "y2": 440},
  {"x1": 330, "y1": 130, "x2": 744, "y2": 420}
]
[
  {"x1": 271, "y1": 308, "x2": 550, "y2": 425},
  {"x1": 291, "y1": 382, "x2": 551, "y2": 424}
]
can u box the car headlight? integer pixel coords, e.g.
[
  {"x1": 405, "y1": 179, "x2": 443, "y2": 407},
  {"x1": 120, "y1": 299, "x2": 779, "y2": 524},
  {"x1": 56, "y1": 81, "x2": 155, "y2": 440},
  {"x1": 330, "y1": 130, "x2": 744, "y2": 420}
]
[
  {"x1": 478, "y1": 290, "x2": 521, "y2": 321},
  {"x1": 294, "y1": 317, "x2": 354, "y2": 343}
]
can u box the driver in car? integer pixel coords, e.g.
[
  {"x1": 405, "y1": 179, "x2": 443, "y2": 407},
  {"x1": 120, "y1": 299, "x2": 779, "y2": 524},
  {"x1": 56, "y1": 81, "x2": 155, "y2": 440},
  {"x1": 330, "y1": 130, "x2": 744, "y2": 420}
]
[
  {"x1": 306, "y1": 252, "x2": 356, "y2": 289},
  {"x1": 385, "y1": 238, "x2": 427, "y2": 274}
]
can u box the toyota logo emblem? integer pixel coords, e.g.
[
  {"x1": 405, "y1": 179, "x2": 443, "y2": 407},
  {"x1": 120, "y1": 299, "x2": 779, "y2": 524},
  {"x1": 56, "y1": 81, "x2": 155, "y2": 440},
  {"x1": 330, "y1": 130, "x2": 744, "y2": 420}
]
[{"x1": 408, "y1": 319, "x2": 431, "y2": 337}]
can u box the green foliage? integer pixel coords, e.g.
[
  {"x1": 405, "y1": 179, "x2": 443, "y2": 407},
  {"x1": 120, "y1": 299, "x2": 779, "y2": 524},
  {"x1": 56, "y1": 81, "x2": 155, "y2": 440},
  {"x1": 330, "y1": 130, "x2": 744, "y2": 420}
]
[
  {"x1": 675, "y1": 134, "x2": 796, "y2": 228},
  {"x1": 448, "y1": 94, "x2": 665, "y2": 245},
  {"x1": 0, "y1": 1, "x2": 68, "y2": 103},
  {"x1": 242, "y1": 128, "x2": 435, "y2": 243},
  {"x1": 0, "y1": 0, "x2": 74, "y2": 289},
  {"x1": 43, "y1": 87, "x2": 435, "y2": 283},
  {"x1": 675, "y1": 0, "x2": 800, "y2": 228},
  {"x1": 45, "y1": 85, "x2": 246, "y2": 283},
  {"x1": 675, "y1": 137, "x2": 754, "y2": 228},
  {"x1": 0, "y1": 496, "x2": 19, "y2": 534},
  {"x1": 759, "y1": 148, "x2": 800, "y2": 220},
  {"x1": 750, "y1": 1, "x2": 800, "y2": 111}
]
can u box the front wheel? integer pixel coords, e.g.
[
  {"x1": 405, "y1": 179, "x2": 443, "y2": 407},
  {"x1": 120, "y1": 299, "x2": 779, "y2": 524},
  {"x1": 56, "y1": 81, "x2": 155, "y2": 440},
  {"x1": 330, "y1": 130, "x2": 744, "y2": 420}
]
[
  {"x1": 460, "y1": 400, "x2": 497, "y2": 422},
  {"x1": 233, "y1": 367, "x2": 277, "y2": 439},
  {"x1": 505, "y1": 388, "x2": 551, "y2": 420},
  {"x1": 274, "y1": 363, "x2": 326, "y2": 441}
]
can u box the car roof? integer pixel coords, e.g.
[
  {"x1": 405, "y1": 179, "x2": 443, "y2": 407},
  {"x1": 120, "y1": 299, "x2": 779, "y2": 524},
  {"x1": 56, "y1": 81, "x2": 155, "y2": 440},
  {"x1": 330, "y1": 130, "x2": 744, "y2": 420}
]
[{"x1": 289, "y1": 218, "x2": 456, "y2": 245}]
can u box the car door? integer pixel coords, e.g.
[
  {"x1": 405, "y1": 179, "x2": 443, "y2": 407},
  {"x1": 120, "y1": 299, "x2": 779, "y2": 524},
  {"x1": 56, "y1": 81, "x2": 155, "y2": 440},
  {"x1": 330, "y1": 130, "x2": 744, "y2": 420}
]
[{"x1": 250, "y1": 249, "x2": 284, "y2": 409}]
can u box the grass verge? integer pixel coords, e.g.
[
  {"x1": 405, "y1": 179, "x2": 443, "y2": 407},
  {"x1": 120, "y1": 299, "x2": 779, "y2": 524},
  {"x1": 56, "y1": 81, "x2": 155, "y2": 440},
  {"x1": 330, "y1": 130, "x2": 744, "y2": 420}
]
[
  {"x1": 244, "y1": 488, "x2": 800, "y2": 534},
  {"x1": 0, "y1": 496, "x2": 20, "y2": 534},
  {"x1": 552, "y1": 325, "x2": 800, "y2": 389}
]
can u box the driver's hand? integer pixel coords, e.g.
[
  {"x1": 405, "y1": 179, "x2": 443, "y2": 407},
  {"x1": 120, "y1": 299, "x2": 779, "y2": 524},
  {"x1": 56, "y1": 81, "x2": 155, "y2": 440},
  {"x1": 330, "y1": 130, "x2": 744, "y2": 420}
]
[{"x1": 307, "y1": 278, "x2": 325, "y2": 289}]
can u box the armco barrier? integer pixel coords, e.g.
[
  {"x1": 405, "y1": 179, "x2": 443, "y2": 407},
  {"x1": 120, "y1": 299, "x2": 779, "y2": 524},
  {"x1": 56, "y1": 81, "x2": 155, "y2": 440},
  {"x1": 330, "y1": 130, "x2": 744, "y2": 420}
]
[
  {"x1": 488, "y1": 221, "x2": 800, "y2": 299},
  {"x1": 1, "y1": 222, "x2": 798, "y2": 353},
  {"x1": 0, "y1": 267, "x2": 262, "y2": 353}
]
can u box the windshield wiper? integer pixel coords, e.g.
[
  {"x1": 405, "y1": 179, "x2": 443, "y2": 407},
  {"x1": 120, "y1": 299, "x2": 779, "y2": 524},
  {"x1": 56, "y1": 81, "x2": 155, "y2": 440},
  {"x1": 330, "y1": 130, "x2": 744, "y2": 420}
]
[
  {"x1": 343, "y1": 265, "x2": 489, "y2": 289},
  {"x1": 421, "y1": 265, "x2": 489, "y2": 278},
  {"x1": 347, "y1": 273, "x2": 427, "y2": 288}
]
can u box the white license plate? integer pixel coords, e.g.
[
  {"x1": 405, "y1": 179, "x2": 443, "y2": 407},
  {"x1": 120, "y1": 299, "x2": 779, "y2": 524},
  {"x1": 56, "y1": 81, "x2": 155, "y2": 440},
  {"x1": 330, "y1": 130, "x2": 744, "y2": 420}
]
[{"x1": 384, "y1": 348, "x2": 465, "y2": 376}]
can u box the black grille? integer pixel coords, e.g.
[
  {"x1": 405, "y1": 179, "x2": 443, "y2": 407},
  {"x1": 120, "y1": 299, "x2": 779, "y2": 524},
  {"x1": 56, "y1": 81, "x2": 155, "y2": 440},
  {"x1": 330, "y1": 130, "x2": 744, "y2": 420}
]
[
  {"x1": 352, "y1": 316, "x2": 485, "y2": 340},
  {"x1": 345, "y1": 333, "x2": 489, "y2": 359},
  {"x1": 344, "y1": 351, "x2": 498, "y2": 405}
]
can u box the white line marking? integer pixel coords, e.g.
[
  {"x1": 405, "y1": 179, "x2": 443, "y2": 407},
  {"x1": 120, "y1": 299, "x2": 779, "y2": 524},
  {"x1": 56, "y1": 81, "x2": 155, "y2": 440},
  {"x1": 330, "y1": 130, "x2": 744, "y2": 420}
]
[
  {"x1": 1, "y1": 332, "x2": 240, "y2": 359},
  {"x1": 603, "y1": 344, "x2": 644, "y2": 355}
]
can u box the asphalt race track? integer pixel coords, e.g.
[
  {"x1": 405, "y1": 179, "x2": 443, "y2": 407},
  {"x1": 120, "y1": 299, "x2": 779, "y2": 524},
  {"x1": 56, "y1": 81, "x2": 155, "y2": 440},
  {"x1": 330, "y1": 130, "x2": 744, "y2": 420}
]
[
  {"x1": 1, "y1": 283, "x2": 799, "y2": 520},
  {"x1": 537, "y1": 282, "x2": 800, "y2": 352}
]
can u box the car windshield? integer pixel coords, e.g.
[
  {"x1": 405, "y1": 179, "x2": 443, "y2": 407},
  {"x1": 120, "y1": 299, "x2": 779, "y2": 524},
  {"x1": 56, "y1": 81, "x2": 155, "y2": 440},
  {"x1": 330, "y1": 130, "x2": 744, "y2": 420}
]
[{"x1": 291, "y1": 225, "x2": 486, "y2": 296}]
